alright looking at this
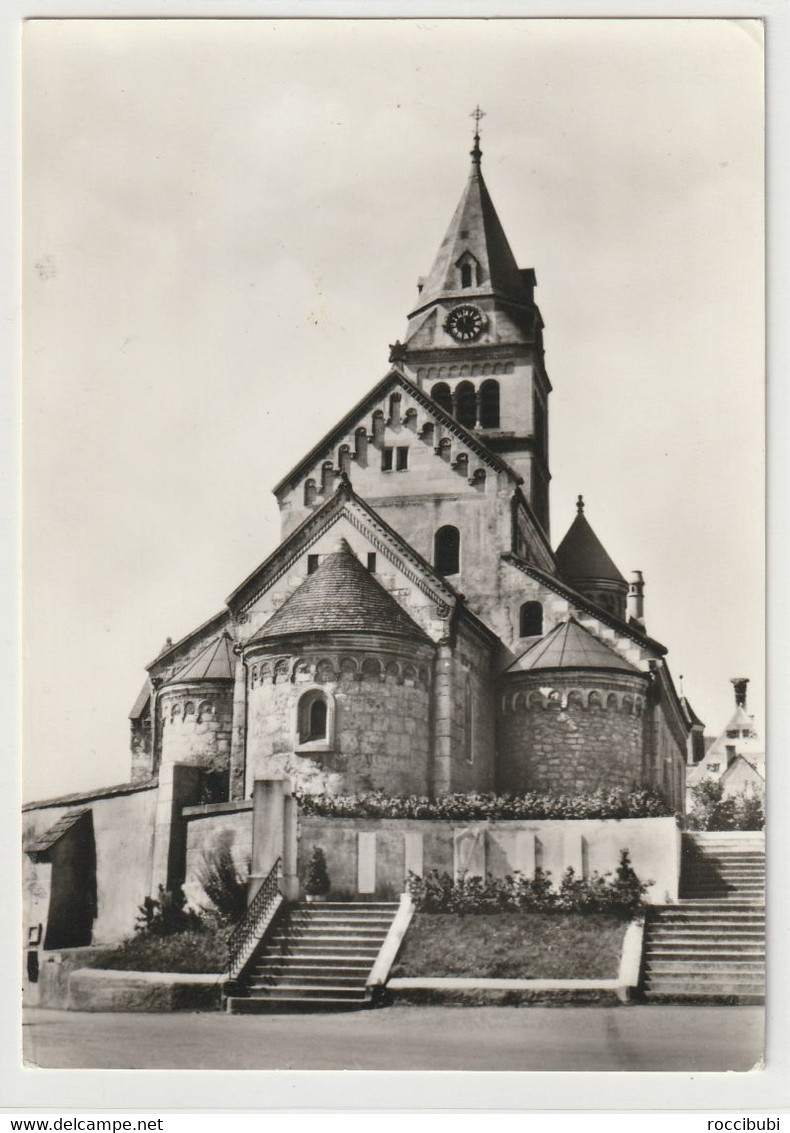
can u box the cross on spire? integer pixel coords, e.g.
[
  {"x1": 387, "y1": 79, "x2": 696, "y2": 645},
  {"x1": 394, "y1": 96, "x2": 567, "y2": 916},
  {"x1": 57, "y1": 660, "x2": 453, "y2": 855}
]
[{"x1": 470, "y1": 105, "x2": 486, "y2": 165}]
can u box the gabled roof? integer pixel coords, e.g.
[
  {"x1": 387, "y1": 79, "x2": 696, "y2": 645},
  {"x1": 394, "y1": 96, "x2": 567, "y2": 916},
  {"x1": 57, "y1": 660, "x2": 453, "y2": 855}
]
[
  {"x1": 410, "y1": 152, "x2": 533, "y2": 315},
  {"x1": 147, "y1": 608, "x2": 230, "y2": 673},
  {"x1": 555, "y1": 502, "x2": 626, "y2": 586},
  {"x1": 129, "y1": 678, "x2": 151, "y2": 720},
  {"x1": 227, "y1": 475, "x2": 457, "y2": 616},
  {"x1": 272, "y1": 368, "x2": 518, "y2": 498},
  {"x1": 506, "y1": 616, "x2": 640, "y2": 675},
  {"x1": 23, "y1": 778, "x2": 158, "y2": 813},
  {"x1": 680, "y1": 695, "x2": 705, "y2": 729},
  {"x1": 163, "y1": 633, "x2": 235, "y2": 686},
  {"x1": 501, "y1": 553, "x2": 667, "y2": 655},
  {"x1": 249, "y1": 538, "x2": 430, "y2": 644},
  {"x1": 24, "y1": 808, "x2": 90, "y2": 857}
]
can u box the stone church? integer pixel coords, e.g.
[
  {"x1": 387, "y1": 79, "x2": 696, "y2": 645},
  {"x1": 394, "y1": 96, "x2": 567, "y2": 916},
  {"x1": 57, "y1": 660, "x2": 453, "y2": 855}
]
[
  {"x1": 128, "y1": 126, "x2": 690, "y2": 809},
  {"x1": 24, "y1": 124, "x2": 692, "y2": 949}
]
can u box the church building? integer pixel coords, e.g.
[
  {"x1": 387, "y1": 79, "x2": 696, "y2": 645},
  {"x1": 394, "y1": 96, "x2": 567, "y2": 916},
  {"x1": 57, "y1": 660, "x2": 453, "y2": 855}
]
[
  {"x1": 128, "y1": 122, "x2": 690, "y2": 809},
  {"x1": 24, "y1": 120, "x2": 693, "y2": 949}
]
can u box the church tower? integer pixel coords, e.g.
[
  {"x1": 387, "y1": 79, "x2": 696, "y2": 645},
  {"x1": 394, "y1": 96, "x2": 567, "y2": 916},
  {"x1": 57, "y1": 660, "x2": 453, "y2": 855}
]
[{"x1": 395, "y1": 110, "x2": 552, "y2": 536}]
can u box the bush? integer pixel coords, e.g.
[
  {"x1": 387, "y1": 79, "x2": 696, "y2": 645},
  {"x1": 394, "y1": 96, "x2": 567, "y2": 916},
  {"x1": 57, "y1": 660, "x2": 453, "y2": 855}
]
[
  {"x1": 88, "y1": 925, "x2": 229, "y2": 974},
  {"x1": 687, "y1": 779, "x2": 765, "y2": 831},
  {"x1": 305, "y1": 846, "x2": 331, "y2": 896},
  {"x1": 196, "y1": 841, "x2": 249, "y2": 923},
  {"x1": 406, "y1": 850, "x2": 649, "y2": 920},
  {"x1": 295, "y1": 787, "x2": 671, "y2": 822},
  {"x1": 136, "y1": 885, "x2": 203, "y2": 937}
]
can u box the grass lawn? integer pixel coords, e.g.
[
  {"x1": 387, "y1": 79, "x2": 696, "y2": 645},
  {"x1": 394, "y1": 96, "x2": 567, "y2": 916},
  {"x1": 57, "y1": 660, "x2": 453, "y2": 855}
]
[
  {"x1": 391, "y1": 913, "x2": 630, "y2": 980},
  {"x1": 86, "y1": 927, "x2": 229, "y2": 974}
]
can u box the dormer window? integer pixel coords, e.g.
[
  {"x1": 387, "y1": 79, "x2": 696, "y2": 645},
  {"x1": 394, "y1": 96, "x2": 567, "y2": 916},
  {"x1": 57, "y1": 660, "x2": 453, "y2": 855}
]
[{"x1": 461, "y1": 263, "x2": 473, "y2": 289}]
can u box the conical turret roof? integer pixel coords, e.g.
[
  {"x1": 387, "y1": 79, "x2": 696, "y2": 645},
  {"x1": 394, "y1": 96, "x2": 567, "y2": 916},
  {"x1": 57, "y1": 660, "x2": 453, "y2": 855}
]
[
  {"x1": 555, "y1": 499, "x2": 627, "y2": 586},
  {"x1": 164, "y1": 633, "x2": 235, "y2": 685},
  {"x1": 506, "y1": 617, "x2": 638, "y2": 674},
  {"x1": 411, "y1": 153, "x2": 532, "y2": 313},
  {"x1": 252, "y1": 538, "x2": 429, "y2": 643}
]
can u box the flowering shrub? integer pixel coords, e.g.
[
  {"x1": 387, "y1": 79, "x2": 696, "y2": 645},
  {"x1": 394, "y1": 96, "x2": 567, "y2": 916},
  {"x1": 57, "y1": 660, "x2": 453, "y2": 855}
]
[
  {"x1": 295, "y1": 787, "x2": 671, "y2": 822},
  {"x1": 406, "y1": 850, "x2": 650, "y2": 919}
]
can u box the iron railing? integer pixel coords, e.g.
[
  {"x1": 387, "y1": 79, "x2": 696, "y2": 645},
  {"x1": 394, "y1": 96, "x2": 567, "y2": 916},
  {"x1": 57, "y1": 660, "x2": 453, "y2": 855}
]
[{"x1": 227, "y1": 857, "x2": 283, "y2": 981}]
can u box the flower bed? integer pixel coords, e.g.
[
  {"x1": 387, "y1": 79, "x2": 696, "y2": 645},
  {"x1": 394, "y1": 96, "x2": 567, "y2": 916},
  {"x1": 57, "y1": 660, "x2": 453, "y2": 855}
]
[
  {"x1": 295, "y1": 787, "x2": 671, "y2": 821},
  {"x1": 406, "y1": 849, "x2": 649, "y2": 919}
]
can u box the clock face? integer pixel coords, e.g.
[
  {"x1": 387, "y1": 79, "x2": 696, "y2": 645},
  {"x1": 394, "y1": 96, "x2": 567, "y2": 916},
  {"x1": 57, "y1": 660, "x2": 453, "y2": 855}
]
[{"x1": 444, "y1": 305, "x2": 486, "y2": 343}]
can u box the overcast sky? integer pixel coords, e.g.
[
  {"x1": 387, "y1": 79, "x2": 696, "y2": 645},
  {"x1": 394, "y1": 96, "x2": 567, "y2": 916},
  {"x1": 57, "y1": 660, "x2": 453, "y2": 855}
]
[{"x1": 22, "y1": 18, "x2": 764, "y2": 802}]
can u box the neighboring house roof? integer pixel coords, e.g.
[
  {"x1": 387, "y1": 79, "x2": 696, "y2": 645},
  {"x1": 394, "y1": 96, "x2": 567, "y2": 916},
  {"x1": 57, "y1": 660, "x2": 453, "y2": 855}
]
[
  {"x1": 163, "y1": 633, "x2": 235, "y2": 686},
  {"x1": 721, "y1": 754, "x2": 765, "y2": 785},
  {"x1": 272, "y1": 368, "x2": 519, "y2": 498},
  {"x1": 24, "y1": 809, "x2": 90, "y2": 857},
  {"x1": 409, "y1": 153, "x2": 533, "y2": 315},
  {"x1": 555, "y1": 505, "x2": 627, "y2": 586},
  {"x1": 249, "y1": 538, "x2": 431, "y2": 645},
  {"x1": 505, "y1": 616, "x2": 641, "y2": 675}
]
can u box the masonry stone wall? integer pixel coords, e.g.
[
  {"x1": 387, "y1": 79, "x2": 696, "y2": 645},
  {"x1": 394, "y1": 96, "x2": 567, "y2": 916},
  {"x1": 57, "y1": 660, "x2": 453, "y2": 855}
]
[
  {"x1": 443, "y1": 622, "x2": 496, "y2": 794},
  {"x1": 158, "y1": 682, "x2": 233, "y2": 772},
  {"x1": 244, "y1": 638, "x2": 434, "y2": 798},
  {"x1": 497, "y1": 671, "x2": 649, "y2": 795}
]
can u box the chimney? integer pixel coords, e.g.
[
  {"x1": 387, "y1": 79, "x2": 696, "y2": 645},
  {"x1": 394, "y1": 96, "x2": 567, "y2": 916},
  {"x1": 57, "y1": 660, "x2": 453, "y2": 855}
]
[
  {"x1": 627, "y1": 570, "x2": 645, "y2": 629},
  {"x1": 731, "y1": 677, "x2": 749, "y2": 710}
]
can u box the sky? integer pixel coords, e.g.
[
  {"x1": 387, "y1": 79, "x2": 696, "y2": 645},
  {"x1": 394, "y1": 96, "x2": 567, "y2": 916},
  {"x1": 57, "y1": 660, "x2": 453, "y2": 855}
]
[{"x1": 22, "y1": 18, "x2": 764, "y2": 802}]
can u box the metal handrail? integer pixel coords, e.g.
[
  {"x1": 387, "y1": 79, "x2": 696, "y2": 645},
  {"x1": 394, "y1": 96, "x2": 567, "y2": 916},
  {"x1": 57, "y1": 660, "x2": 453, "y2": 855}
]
[{"x1": 227, "y1": 857, "x2": 283, "y2": 980}]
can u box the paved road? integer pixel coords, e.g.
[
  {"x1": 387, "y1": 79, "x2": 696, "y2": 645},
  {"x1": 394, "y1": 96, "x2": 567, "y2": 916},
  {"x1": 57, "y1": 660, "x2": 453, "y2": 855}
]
[{"x1": 23, "y1": 1005, "x2": 763, "y2": 1072}]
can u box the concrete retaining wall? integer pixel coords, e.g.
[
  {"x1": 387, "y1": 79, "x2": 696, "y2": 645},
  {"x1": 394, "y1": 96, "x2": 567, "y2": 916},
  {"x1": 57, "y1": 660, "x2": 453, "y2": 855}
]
[{"x1": 298, "y1": 814, "x2": 681, "y2": 904}]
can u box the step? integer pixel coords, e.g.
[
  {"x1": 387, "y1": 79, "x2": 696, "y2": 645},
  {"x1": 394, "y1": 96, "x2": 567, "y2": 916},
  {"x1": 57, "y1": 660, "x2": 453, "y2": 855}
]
[
  {"x1": 652, "y1": 912, "x2": 765, "y2": 923},
  {"x1": 248, "y1": 984, "x2": 369, "y2": 1001},
  {"x1": 269, "y1": 932, "x2": 387, "y2": 945},
  {"x1": 249, "y1": 973, "x2": 367, "y2": 989},
  {"x1": 287, "y1": 915, "x2": 395, "y2": 926},
  {"x1": 254, "y1": 954, "x2": 374, "y2": 969},
  {"x1": 645, "y1": 959, "x2": 765, "y2": 972},
  {"x1": 645, "y1": 981, "x2": 765, "y2": 995}
]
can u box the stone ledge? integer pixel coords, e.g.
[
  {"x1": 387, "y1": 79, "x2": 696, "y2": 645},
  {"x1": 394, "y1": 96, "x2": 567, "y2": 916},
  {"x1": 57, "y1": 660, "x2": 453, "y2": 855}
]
[
  {"x1": 182, "y1": 799, "x2": 253, "y2": 817},
  {"x1": 66, "y1": 968, "x2": 223, "y2": 1012}
]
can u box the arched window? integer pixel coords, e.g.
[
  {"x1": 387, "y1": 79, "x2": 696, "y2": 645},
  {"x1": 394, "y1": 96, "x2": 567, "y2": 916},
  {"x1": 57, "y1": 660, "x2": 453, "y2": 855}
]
[
  {"x1": 461, "y1": 262, "x2": 473, "y2": 289},
  {"x1": 304, "y1": 479, "x2": 317, "y2": 506},
  {"x1": 456, "y1": 381, "x2": 477, "y2": 428},
  {"x1": 296, "y1": 688, "x2": 334, "y2": 751},
  {"x1": 479, "y1": 379, "x2": 500, "y2": 428},
  {"x1": 519, "y1": 601, "x2": 543, "y2": 637},
  {"x1": 435, "y1": 525, "x2": 460, "y2": 576},
  {"x1": 432, "y1": 382, "x2": 452, "y2": 415}
]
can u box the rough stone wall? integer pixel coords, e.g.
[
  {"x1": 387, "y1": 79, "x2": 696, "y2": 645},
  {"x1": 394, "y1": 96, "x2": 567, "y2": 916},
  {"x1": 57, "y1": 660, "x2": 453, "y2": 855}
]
[
  {"x1": 244, "y1": 642, "x2": 434, "y2": 798},
  {"x1": 158, "y1": 683, "x2": 233, "y2": 772},
  {"x1": 130, "y1": 709, "x2": 154, "y2": 782},
  {"x1": 445, "y1": 623, "x2": 496, "y2": 794},
  {"x1": 652, "y1": 698, "x2": 687, "y2": 813},
  {"x1": 497, "y1": 672, "x2": 649, "y2": 795}
]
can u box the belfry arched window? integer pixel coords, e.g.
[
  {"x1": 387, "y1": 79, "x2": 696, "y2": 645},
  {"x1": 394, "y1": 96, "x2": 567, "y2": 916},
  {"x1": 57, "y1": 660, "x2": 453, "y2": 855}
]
[
  {"x1": 519, "y1": 601, "x2": 543, "y2": 637},
  {"x1": 435, "y1": 525, "x2": 460, "y2": 576},
  {"x1": 456, "y1": 381, "x2": 477, "y2": 429},
  {"x1": 432, "y1": 382, "x2": 452, "y2": 415},
  {"x1": 461, "y1": 263, "x2": 473, "y2": 289},
  {"x1": 479, "y1": 380, "x2": 500, "y2": 428}
]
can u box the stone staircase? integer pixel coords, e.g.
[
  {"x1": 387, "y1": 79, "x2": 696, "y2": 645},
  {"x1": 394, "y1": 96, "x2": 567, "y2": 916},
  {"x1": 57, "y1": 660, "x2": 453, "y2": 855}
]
[
  {"x1": 642, "y1": 831, "x2": 765, "y2": 1003},
  {"x1": 227, "y1": 900, "x2": 399, "y2": 1013}
]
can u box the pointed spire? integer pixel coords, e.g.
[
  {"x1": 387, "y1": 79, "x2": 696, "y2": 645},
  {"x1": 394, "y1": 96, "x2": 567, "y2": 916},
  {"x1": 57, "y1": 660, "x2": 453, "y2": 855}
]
[{"x1": 408, "y1": 119, "x2": 531, "y2": 316}]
